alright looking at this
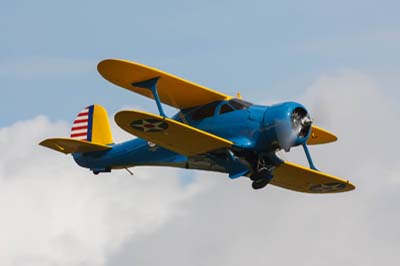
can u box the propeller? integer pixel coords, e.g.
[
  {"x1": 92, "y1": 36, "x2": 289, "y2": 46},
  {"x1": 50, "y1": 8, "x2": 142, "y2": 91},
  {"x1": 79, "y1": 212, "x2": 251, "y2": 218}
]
[
  {"x1": 276, "y1": 107, "x2": 312, "y2": 152},
  {"x1": 291, "y1": 107, "x2": 312, "y2": 137},
  {"x1": 263, "y1": 102, "x2": 313, "y2": 152}
]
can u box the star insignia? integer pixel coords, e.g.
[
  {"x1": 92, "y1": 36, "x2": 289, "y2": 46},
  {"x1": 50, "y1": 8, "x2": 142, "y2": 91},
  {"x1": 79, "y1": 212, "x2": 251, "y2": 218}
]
[
  {"x1": 309, "y1": 182, "x2": 346, "y2": 193},
  {"x1": 130, "y1": 119, "x2": 168, "y2": 132}
]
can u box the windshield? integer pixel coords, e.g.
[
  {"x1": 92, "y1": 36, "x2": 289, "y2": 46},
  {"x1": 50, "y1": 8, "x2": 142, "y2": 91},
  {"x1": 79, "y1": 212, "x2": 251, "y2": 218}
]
[
  {"x1": 190, "y1": 101, "x2": 220, "y2": 121},
  {"x1": 228, "y1": 98, "x2": 253, "y2": 110}
]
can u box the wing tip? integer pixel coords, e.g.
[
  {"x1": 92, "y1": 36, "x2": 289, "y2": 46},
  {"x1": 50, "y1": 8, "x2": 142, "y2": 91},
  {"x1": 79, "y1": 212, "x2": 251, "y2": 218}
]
[
  {"x1": 345, "y1": 180, "x2": 356, "y2": 191},
  {"x1": 307, "y1": 179, "x2": 356, "y2": 194},
  {"x1": 273, "y1": 161, "x2": 355, "y2": 194},
  {"x1": 39, "y1": 138, "x2": 70, "y2": 154},
  {"x1": 308, "y1": 125, "x2": 338, "y2": 145}
]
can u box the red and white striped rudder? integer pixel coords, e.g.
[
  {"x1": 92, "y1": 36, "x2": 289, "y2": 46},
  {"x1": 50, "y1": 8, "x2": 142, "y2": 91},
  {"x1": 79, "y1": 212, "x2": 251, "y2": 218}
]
[
  {"x1": 69, "y1": 104, "x2": 113, "y2": 144},
  {"x1": 70, "y1": 106, "x2": 92, "y2": 141}
]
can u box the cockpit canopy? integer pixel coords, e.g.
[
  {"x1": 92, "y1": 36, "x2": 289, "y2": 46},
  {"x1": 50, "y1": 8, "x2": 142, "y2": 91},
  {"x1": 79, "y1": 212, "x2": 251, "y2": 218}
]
[{"x1": 189, "y1": 98, "x2": 253, "y2": 121}]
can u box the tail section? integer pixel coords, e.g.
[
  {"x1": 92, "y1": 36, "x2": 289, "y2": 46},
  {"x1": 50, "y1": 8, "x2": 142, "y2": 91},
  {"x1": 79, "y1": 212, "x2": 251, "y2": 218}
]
[
  {"x1": 39, "y1": 138, "x2": 111, "y2": 154},
  {"x1": 70, "y1": 104, "x2": 113, "y2": 145},
  {"x1": 40, "y1": 104, "x2": 114, "y2": 154}
]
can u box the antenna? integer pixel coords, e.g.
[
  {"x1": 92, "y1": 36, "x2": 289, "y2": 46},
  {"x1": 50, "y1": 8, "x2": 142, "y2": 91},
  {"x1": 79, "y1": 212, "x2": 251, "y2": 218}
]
[{"x1": 125, "y1": 167, "x2": 134, "y2": 175}]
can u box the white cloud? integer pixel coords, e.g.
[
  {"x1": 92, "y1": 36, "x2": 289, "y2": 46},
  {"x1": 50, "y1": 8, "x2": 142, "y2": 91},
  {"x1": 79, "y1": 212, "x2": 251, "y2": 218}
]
[
  {"x1": 109, "y1": 70, "x2": 400, "y2": 266},
  {"x1": 0, "y1": 116, "x2": 208, "y2": 266},
  {"x1": 1, "y1": 70, "x2": 399, "y2": 266}
]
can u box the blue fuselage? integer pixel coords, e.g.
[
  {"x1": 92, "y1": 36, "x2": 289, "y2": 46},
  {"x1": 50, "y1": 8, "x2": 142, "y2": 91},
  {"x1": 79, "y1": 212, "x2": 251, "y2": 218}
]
[{"x1": 73, "y1": 100, "x2": 310, "y2": 175}]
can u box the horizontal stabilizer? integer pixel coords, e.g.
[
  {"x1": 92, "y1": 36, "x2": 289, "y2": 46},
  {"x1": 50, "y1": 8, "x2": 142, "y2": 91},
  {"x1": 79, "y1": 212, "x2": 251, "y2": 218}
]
[
  {"x1": 271, "y1": 161, "x2": 355, "y2": 193},
  {"x1": 307, "y1": 125, "x2": 337, "y2": 145},
  {"x1": 115, "y1": 110, "x2": 233, "y2": 156},
  {"x1": 39, "y1": 138, "x2": 111, "y2": 154},
  {"x1": 98, "y1": 59, "x2": 231, "y2": 109}
]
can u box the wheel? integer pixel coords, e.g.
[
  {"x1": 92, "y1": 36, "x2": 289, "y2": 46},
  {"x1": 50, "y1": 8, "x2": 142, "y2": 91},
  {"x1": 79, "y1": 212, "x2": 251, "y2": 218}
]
[
  {"x1": 252, "y1": 178, "x2": 270, "y2": 190},
  {"x1": 250, "y1": 167, "x2": 270, "y2": 181}
]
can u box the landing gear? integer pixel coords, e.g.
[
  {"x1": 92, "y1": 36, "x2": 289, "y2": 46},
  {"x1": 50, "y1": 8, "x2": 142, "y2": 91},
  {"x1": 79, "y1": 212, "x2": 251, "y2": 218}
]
[
  {"x1": 250, "y1": 158, "x2": 274, "y2": 190},
  {"x1": 250, "y1": 167, "x2": 270, "y2": 181},
  {"x1": 252, "y1": 177, "x2": 270, "y2": 190},
  {"x1": 91, "y1": 167, "x2": 111, "y2": 175},
  {"x1": 225, "y1": 149, "x2": 278, "y2": 190}
]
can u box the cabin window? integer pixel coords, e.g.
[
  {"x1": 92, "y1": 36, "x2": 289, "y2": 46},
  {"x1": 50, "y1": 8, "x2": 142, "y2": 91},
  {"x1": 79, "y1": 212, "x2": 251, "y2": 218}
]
[
  {"x1": 191, "y1": 101, "x2": 220, "y2": 121},
  {"x1": 219, "y1": 103, "x2": 234, "y2": 114},
  {"x1": 229, "y1": 98, "x2": 253, "y2": 110}
]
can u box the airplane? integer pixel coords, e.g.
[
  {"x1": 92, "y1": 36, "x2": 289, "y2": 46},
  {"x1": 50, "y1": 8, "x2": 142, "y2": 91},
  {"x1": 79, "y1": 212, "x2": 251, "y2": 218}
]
[{"x1": 39, "y1": 59, "x2": 355, "y2": 193}]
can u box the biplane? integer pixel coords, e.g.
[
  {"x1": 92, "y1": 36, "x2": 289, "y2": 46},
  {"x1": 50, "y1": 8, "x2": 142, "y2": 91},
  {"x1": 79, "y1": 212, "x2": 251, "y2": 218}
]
[{"x1": 40, "y1": 59, "x2": 355, "y2": 193}]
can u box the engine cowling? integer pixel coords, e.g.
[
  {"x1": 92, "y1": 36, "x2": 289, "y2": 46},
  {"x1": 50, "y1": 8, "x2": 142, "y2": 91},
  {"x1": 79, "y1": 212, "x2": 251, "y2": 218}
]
[{"x1": 263, "y1": 102, "x2": 312, "y2": 152}]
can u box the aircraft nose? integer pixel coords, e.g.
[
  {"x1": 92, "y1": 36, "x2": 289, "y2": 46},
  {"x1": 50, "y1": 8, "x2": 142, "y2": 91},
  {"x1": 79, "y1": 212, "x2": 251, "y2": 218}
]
[{"x1": 263, "y1": 102, "x2": 312, "y2": 151}]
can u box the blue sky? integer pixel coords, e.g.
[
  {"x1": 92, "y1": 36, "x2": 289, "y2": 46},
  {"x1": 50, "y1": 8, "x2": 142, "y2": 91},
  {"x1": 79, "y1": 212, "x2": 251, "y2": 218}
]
[{"x1": 1, "y1": 0, "x2": 399, "y2": 126}]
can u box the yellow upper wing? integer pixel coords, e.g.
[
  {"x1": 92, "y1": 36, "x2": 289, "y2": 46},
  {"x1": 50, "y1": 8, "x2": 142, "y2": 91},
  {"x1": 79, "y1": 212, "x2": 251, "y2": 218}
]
[
  {"x1": 98, "y1": 59, "x2": 231, "y2": 109},
  {"x1": 271, "y1": 161, "x2": 355, "y2": 193},
  {"x1": 115, "y1": 110, "x2": 233, "y2": 156},
  {"x1": 307, "y1": 125, "x2": 338, "y2": 145}
]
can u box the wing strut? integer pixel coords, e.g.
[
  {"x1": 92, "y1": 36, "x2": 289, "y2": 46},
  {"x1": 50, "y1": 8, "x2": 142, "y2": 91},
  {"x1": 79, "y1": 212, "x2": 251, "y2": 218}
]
[
  {"x1": 132, "y1": 77, "x2": 167, "y2": 117},
  {"x1": 302, "y1": 143, "x2": 317, "y2": 170}
]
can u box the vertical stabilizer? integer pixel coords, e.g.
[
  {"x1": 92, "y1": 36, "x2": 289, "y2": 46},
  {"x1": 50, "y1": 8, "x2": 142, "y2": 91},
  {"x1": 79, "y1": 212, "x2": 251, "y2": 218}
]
[{"x1": 70, "y1": 104, "x2": 113, "y2": 145}]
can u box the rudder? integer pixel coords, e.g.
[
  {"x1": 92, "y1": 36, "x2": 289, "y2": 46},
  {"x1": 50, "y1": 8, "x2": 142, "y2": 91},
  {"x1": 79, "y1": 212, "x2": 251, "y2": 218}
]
[{"x1": 70, "y1": 104, "x2": 113, "y2": 145}]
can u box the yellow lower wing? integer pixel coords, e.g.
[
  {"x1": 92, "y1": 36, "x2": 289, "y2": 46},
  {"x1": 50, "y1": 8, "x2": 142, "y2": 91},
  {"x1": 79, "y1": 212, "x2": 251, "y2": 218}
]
[
  {"x1": 271, "y1": 161, "x2": 355, "y2": 193},
  {"x1": 39, "y1": 138, "x2": 112, "y2": 154},
  {"x1": 98, "y1": 59, "x2": 231, "y2": 109},
  {"x1": 307, "y1": 125, "x2": 338, "y2": 145},
  {"x1": 115, "y1": 110, "x2": 233, "y2": 156}
]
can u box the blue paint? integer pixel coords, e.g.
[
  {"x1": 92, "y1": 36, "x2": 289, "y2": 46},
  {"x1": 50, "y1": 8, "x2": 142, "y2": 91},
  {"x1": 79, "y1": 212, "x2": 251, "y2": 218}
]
[
  {"x1": 72, "y1": 99, "x2": 314, "y2": 178},
  {"x1": 132, "y1": 77, "x2": 167, "y2": 117},
  {"x1": 182, "y1": 100, "x2": 260, "y2": 150},
  {"x1": 228, "y1": 167, "x2": 249, "y2": 179},
  {"x1": 302, "y1": 143, "x2": 317, "y2": 170},
  {"x1": 73, "y1": 138, "x2": 186, "y2": 169},
  {"x1": 262, "y1": 101, "x2": 311, "y2": 151}
]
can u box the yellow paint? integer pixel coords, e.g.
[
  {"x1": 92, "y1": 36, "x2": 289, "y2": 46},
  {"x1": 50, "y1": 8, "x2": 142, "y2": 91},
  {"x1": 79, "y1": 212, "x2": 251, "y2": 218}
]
[
  {"x1": 91, "y1": 104, "x2": 114, "y2": 145},
  {"x1": 39, "y1": 138, "x2": 111, "y2": 154},
  {"x1": 271, "y1": 161, "x2": 355, "y2": 193},
  {"x1": 98, "y1": 59, "x2": 232, "y2": 109},
  {"x1": 307, "y1": 125, "x2": 338, "y2": 145},
  {"x1": 114, "y1": 110, "x2": 233, "y2": 156}
]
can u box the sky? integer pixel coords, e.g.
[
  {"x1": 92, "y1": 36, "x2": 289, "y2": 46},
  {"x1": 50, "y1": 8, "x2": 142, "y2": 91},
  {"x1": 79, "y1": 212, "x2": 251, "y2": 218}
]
[{"x1": 1, "y1": 0, "x2": 400, "y2": 265}]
